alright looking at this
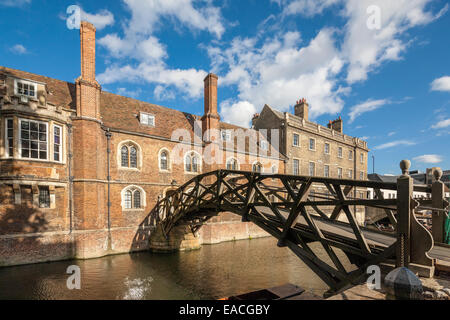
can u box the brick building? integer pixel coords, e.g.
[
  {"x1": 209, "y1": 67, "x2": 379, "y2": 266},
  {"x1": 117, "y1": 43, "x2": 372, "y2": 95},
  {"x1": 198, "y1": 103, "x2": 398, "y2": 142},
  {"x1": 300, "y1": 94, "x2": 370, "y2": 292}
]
[
  {"x1": 252, "y1": 99, "x2": 369, "y2": 224},
  {"x1": 0, "y1": 22, "x2": 286, "y2": 266}
]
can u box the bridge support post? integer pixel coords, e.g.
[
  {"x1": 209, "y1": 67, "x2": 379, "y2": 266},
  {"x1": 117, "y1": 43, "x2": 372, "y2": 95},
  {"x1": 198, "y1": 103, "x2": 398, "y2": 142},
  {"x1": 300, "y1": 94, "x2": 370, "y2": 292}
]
[
  {"x1": 149, "y1": 224, "x2": 201, "y2": 253},
  {"x1": 396, "y1": 160, "x2": 412, "y2": 268},
  {"x1": 432, "y1": 168, "x2": 446, "y2": 243}
]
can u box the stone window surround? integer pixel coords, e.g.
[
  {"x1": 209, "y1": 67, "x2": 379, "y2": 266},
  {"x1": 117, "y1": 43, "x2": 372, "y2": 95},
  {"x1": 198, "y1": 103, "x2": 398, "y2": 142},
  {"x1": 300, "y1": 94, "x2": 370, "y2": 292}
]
[
  {"x1": 117, "y1": 140, "x2": 142, "y2": 171},
  {"x1": 324, "y1": 142, "x2": 330, "y2": 155},
  {"x1": 14, "y1": 78, "x2": 37, "y2": 99},
  {"x1": 308, "y1": 161, "x2": 315, "y2": 176},
  {"x1": 2, "y1": 117, "x2": 66, "y2": 164},
  {"x1": 158, "y1": 147, "x2": 171, "y2": 172},
  {"x1": 338, "y1": 146, "x2": 343, "y2": 158},
  {"x1": 11, "y1": 183, "x2": 57, "y2": 209},
  {"x1": 308, "y1": 137, "x2": 316, "y2": 151},
  {"x1": 226, "y1": 156, "x2": 240, "y2": 170},
  {"x1": 121, "y1": 185, "x2": 146, "y2": 211},
  {"x1": 292, "y1": 132, "x2": 300, "y2": 147},
  {"x1": 292, "y1": 158, "x2": 300, "y2": 175},
  {"x1": 252, "y1": 161, "x2": 263, "y2": 173},
  {"x1": 337, "y1": 167, "x2": 343, "y2": 178},
  {"x1": 324, "y1": 164, "x2": 330, "y2": 178},
  {"x1": 184, "y1": 150, "x2": 202, "y2": 174}
]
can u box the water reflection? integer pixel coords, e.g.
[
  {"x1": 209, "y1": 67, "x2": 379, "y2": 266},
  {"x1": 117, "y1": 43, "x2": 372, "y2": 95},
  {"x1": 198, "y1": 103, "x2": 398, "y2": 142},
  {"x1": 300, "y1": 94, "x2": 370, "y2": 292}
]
[{"x1": 0, "y1": 237, "x2": 353, "y2": 299}]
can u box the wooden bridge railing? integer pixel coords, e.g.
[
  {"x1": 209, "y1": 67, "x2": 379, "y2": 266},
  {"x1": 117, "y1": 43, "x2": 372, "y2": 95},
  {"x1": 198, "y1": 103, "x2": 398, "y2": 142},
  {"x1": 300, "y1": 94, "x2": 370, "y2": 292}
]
[{"x1": 148, "y1": 160, "x2": 447, "y2": 296}]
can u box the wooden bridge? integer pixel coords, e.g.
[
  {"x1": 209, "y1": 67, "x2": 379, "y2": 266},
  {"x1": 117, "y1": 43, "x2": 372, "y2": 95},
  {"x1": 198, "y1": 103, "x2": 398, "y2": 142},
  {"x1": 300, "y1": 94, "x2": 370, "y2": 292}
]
[{"x1": 147, "y1": 160, "x2": 450, "y2": 297}]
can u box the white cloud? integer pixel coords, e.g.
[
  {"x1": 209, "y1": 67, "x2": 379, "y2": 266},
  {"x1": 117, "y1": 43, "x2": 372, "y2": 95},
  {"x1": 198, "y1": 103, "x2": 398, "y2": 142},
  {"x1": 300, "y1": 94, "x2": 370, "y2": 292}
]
[
  {"x1": 98, "y1": 64, "x2": 207, "y2": 99},
  {"x1": 220, "y1": 100, "x2": 257, "y2": 128},
  {"x1": 10, "y1": 44, "x2": 28, "y2": 55},
  {"x1": 374, "y1": 140, "x2": 416, "y2": 150},
  {"x1": 431, "y1": 76, "x2": 450, "y2": 92},
  {"x1": 80, "y1": 8, "x2": 115, "y2": 30},
  {"x1": 348, "y1": 99, "x2": 389, "y2": 123},
  {"x1": 97, "y1": 0, "x2": 226, "y2": 99},
  {"x1": 123, "y1": 0, "x2": 225, "y2": 38},
  {"x1": 281, "y1": 0, "x2": 340, "y2": 17},
  {"x1": 388, "y1": 131, "x2": 396, "y2": 136},
  {"x1": 342, "y1": 0, "x2": 447, "y2": 84},
  {"x1": 208, "y1": 29, "x2": 347, "y2": 126},
  {"x1": 413, "y1": 154, "x2": 443, "y2": 164},
  {"x1": 432, "y1": 118, "x2": 450, "y2": 129},
  {"x1": 0, "y1": 0, "x2": 30, "y2": 7},
  {"x1": 60, "y1": 7, "x2": 115, "y2": 30}
]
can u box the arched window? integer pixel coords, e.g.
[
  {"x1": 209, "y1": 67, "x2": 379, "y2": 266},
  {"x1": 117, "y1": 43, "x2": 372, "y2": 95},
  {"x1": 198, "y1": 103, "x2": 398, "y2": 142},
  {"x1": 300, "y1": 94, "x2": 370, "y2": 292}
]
[
  {"x1": 185, "y1": 152, "x2": 201, "y2": 173},
  {"x1": 253, "y1": 162, "x2": 262, "y2": 173},
  {"x1": 159, "y1": 149, "x2": 170, "y2": 171},
  {"x1": 122, "y1": 186, "x2": 145, "y2": 210},
  {"x1": 226, "y1": 158, "x2": 239, "y2": 170},
  {"x1": 120, "y1": 142, "x2": 140, "y2": 169}
]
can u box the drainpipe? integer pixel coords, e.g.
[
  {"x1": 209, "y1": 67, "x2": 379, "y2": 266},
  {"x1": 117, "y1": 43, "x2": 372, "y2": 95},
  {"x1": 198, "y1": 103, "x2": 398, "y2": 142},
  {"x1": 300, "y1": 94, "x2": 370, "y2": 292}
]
[
  {"x1": 105, "y1": 128, "x2": 112, "y2": 252},
  {"x1": 67, "y1": 123, "x2": 74, "y2": 234},
  {"x1": 105, "y1": 128, "x2": 112, "y2": 232}
]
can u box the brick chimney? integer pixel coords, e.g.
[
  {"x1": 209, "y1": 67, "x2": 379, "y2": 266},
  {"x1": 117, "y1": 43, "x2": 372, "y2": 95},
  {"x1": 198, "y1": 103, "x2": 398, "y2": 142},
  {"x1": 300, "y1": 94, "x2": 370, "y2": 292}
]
[
  {"x1": 327, "y1": 116, "x2": 343, "y2": 133},
  {"x1": 72, "y1": 21, "x2": 107, "y2": 236},
  {"x1": 294, "y1": 98, "x2": 308, "y2": 120},
  {"x1": 76, "y1": 21, "x2": 101, "y2": 119},
  {"x1": 202, "y1": 73, "x2": 220, "y2": 142}
]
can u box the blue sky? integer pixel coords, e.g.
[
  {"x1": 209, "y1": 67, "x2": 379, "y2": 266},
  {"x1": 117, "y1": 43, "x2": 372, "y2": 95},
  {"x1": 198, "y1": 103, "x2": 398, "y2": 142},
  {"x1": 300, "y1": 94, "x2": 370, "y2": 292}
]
[{"x1": 1, "y1": 0, "x2": 449, "y2": 175}]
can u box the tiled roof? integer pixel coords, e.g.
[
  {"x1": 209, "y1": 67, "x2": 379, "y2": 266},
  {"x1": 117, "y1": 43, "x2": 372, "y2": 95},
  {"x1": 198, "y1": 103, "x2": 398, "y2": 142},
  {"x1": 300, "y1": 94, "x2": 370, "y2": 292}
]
[
  {"x1": 0, "y1": 66, "x2": 286, "y2": 159},
  {"x1": 100, "y1": 91, "x2": 200, "y2": 141},
  {"x1": 0, "y1": 66, "x2": 76, "y2": 110}
]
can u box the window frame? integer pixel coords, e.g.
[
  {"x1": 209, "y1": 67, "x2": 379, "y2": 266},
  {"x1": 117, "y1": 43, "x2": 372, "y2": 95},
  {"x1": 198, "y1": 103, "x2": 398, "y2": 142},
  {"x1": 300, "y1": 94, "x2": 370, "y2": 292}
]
[
  {"x1": 360, "y1": 153, "x2": 364, "y2": 164},
  {"x1": 159, "y1": 148, "x2": 170, "y2": 172},
  {"x1": 185, "y1": 151, "x2": 201, "y2": 174},
  {"x1": 324, "y1": 165, "x2": 330, "y2": 178},
  {"x1": 293, "y1": 158, "x2": 300, "y2": 175},
  {"x1": 324, "y1": 142, "x2": 330, "y2": 155},
  {"x1": 348, "y1": 169, "x2": 353, "y2": 179},
  {"x1": 38, "y1": 186, "x2": 50, "y2": 209},
  {"x1": 121, "y1": 185, "x2": 146, "y2": 210},
  {"x1": 118, "y1": 141, "x2": 141, "y2": 170},
  {"x1": 19, "y1": 118, "x2": 49, "y2": 161},
  {"x1": 226, "y1": 157, "x2": 239, "y2": 171},
  {"x1": 14, "y1": 79, "x2": 37, "y2": 99},
  {"x1": 338, "y1": 146, "x2": 343, "y2": 158},
  {"x1": 348, "y1": 150, "x2": 353, "y2": 160},
  {"x1": 221, "y1": 130, "x2": 232, "y2": 142},
  {"x1": 139, "y1": 112, "x2": 155, "y2": 127},
  {"x1": 308, "y1": 161, "x2": 315, "y2": 176},
  {"x1": 309, "y1": 138, "x2": 316, "y2": 151},
  {"x1": 338, "y1": 167, "x2": 343, "y2": 179},
  {"x1": 293, "y1": 133, "x2": 300, "y2": 147},
  {"x1": 252, "y1": 161, "x2": 263, "y2": 174},
  {"x1": 260, "y1": 139, "x2": 268, "y2": 151},
  {"x1": 5, "y1": 118, "x2": 13, "y2": 158},
  {"x1": 53, "y1": 124, "x2": 62, "y2": 163}
]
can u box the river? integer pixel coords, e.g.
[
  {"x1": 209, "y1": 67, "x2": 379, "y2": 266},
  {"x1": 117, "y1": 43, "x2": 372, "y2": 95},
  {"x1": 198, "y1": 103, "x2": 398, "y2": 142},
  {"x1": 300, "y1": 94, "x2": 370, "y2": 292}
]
[{"x1": 0, "y1": 237, "x2": 353, "y2": 299}]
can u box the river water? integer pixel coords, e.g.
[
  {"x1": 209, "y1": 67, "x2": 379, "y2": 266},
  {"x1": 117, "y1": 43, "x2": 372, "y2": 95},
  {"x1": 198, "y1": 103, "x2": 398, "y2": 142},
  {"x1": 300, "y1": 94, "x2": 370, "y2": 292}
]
[{"x1": 0, "y1": 237, "x2": 353, "y2": 300}]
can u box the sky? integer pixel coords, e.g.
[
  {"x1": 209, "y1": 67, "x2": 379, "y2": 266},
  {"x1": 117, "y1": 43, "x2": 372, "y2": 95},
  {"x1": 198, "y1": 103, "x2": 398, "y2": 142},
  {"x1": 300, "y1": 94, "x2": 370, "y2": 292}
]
[{"x1": 1, "y1": 0, "x2": 449, "y2": 176}]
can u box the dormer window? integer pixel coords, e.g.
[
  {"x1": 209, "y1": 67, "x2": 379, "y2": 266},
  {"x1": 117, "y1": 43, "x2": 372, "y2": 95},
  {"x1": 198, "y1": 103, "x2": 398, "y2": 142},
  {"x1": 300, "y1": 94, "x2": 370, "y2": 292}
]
[
  {"x1": 140, "y1": 112, "x2": 155, "y2": 127},
  {"x1": 15, "y1": 79, "x2": 37, "y2": 99}
]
